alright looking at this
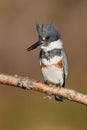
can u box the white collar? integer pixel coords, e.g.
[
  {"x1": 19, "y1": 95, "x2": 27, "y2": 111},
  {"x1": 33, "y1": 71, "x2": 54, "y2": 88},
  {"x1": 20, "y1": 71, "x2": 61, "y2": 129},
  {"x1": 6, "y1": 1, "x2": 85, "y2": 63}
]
[{"x1": 41, "y1": 39, "x2": 63, "y2": 51}]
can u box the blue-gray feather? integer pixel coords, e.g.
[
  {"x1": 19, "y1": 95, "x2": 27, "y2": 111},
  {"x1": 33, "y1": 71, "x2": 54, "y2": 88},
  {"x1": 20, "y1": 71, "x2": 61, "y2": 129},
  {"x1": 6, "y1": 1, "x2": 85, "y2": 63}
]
[
  {"x1": 36, "y1": 24, "x2": 60, "y2": 41},
  {"x1": 61, "y1": 50, "x2": 68, "y2": 81}
]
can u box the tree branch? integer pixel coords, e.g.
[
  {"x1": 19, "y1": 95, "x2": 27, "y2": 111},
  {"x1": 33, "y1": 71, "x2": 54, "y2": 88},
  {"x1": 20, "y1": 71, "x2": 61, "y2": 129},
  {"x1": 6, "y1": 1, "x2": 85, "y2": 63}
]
[{"x1": 0, "y1": 73, "x2": 87, "y2": 106}]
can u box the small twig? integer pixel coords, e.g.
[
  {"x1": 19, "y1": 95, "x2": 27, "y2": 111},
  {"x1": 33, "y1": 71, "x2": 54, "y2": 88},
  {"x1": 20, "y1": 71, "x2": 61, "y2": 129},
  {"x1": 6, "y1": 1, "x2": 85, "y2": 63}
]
[{"x1": 0, "y1": 73, "x2": 87, "y2": 106}]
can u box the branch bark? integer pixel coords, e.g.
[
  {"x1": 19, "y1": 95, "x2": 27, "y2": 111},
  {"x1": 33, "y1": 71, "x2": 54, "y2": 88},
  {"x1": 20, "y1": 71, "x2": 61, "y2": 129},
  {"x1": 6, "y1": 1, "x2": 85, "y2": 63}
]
[{"x1": 0, "y1": 73, "x2": 87, "y2": 106}]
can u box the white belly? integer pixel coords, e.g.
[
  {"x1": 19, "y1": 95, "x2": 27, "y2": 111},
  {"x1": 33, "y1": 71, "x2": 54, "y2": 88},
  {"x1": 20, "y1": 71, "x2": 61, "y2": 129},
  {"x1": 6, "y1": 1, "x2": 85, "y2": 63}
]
[{"x1": 41, "y1": 65, "x2": 63, "y2": 85}]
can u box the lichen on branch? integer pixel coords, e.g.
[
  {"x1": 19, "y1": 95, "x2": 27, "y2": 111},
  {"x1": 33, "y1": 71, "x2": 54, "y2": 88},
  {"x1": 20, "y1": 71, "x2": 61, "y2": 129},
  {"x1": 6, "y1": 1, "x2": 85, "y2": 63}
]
[{"x1": 0, "y1": 73, "x2": 87, "y2": 106}]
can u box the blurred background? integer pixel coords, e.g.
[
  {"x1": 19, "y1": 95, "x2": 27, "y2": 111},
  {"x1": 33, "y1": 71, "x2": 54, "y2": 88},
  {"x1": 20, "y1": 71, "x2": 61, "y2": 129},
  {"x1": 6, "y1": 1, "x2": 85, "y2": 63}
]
[{"x1": 0, "y1": 0, "x2": 87, "y2": 130}]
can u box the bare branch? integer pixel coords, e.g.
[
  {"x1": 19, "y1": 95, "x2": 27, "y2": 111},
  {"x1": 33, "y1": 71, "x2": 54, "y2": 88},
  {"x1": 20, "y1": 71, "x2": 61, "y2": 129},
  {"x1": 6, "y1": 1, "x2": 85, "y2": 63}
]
[{"x1": 0, "y1": 73, "x2": 87, "y2": 106}]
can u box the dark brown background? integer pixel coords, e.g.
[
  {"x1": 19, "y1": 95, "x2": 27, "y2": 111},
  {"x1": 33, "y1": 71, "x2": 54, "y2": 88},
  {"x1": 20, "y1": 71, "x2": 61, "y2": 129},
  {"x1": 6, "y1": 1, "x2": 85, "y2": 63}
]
[{"x1": 0, "y1": 0, "x2": 87, "y2": 130}]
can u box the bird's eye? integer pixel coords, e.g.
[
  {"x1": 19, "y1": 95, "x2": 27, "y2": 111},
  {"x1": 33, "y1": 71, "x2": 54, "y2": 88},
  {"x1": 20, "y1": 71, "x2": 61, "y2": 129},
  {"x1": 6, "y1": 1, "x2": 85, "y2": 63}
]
[{"x1": 45, "y1": 36, "x2": 50, "y2": 40}]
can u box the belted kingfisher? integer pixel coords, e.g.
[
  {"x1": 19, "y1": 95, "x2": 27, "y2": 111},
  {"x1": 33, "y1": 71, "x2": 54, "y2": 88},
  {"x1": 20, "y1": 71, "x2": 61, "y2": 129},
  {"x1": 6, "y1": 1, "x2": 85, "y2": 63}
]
[{"x1": 27, "y1": 24, "x2": 68, "y2": 102}]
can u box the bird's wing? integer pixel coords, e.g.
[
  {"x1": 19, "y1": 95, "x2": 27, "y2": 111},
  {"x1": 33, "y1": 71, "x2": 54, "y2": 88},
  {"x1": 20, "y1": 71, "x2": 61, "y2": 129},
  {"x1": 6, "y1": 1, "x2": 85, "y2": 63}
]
[{"x1": 61, "y1": 49, "x2": 68, "y2": 81}]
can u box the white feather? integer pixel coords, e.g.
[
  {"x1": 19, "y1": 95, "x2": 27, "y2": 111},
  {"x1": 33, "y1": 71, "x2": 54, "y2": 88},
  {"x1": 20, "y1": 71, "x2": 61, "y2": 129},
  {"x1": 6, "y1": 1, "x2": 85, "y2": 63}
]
[
  {"x1": 42, "y1": 55, "x2": 62, "y2": 65},
  {"x1": 41, "y1": 39, "x2": 63, "y2": 51},
  {"x1": 42, "y1": 66, "x2": 63, "y2": 85}
]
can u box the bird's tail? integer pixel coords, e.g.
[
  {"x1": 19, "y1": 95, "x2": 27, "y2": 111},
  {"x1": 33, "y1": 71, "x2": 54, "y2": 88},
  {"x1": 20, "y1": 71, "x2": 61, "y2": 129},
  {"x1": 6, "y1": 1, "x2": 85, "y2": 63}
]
[
  {"x1": 55, "y1": 78, "x2": 65, "y2": 102},
  {"x1": 55, "y1": 96, "x2": 64, "y2": 102}
]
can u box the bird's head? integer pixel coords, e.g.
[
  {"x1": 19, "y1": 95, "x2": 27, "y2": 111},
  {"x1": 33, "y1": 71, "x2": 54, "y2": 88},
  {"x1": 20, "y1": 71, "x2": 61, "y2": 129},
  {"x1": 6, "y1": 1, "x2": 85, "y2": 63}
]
[{"x1": 27, "y1": 24, "x2": 60, "y2": 51}]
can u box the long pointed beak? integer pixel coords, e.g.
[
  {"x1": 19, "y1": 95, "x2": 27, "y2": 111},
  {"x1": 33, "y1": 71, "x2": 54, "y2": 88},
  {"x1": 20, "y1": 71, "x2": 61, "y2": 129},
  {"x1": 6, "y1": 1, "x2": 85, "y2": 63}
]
[{"x1": 27, "y1": 41, "x2": 41, "y2": 51}]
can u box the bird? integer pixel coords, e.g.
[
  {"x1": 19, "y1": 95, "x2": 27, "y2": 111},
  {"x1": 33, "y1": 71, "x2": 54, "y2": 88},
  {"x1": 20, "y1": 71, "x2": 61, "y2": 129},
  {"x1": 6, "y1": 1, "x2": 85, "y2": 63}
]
[{"x1": 27, "y1": 24, "x2": 68, "y2": 102}]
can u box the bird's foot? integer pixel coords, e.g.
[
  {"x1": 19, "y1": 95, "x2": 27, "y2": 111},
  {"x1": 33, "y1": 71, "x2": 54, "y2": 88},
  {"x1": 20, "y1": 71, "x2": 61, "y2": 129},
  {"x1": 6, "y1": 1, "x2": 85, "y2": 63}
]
[
  {"x1": 43, "y1": 95, "x2": 52, "y2": 100},
  {"x1": 44, "y1": 81, "x2": 56, "y2": 88}
]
